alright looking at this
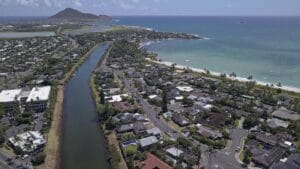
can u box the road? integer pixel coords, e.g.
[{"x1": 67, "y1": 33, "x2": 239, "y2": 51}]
[
  {"x1": 0, "y1": 152, "x2": 18, "y2": 169},
  {"x1": 204, "y1": 128, "x2": 248, "y2": 169}
]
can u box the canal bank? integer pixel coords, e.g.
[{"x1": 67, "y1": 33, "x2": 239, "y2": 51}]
[{"x1": 60, "y1": 44, "x2": 111, "y2": 169}]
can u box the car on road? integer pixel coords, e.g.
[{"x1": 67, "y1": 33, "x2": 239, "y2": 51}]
[{"x1": 235, "y1": 146, "x2": 240, "y2": 152}]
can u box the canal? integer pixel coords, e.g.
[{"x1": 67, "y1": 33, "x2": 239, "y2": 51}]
[{"x1": 60, "y1": 44, "x2": 111, "y2": 169}]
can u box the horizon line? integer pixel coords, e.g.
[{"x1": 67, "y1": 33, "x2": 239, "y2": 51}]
[{"x1": 1, "y1": 15, "x2": 300, "y2": 17}]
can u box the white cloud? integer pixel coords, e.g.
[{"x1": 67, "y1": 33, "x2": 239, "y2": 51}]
[
  {"x1": 44, "y1": 0, "x2": 52, "y2": 7},
  {"x1": 16, "y1": 0, "x2": 39, "y2": 7},
  {"x1": 111, "y1": 0, "x2": 135, "y2": 9},
  {"x1": 73, "y1": 0, "x2": 82, "y2": 7}
]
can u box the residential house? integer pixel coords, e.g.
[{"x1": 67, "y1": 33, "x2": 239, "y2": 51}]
[
  {"x1": 8, "y1": 131, "x2": 46, "y2": 153},
  {"x1": 146, "y1": 127, "x2": 162, "y2": 139},
  {"x1": 267, "y1": 118, "x2": 289, "y2": 129},
  {"x1": 139, "y1": 136, "x2": 158, "y2": 149},
  {"x1": 136, "y1": 153, "x2": 172, "y2": 169},
  {"x1": 197, "y1": 125, "x2": 223, "y2": 139},
  {"x1": 271, "y1": 153, "x2": 300, "y2": 169},
  {"x1": 272, "y1": 107, "x2": 300, "y2": 121},
  {"x1": 172, "y1": 113, "x2": 190, "y2": 126},
  {"x1": 166, "y1": 147, "x2": 184, "y2": 158},
  {"x1": 251, "y1": 147, "x2": 286, "y2": 168}
]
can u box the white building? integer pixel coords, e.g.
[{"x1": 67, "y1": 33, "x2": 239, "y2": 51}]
[
  {"x1": 176, "y1": 86, "x2": 194, "y2": 92},
  {"x1": 139, "y1": 136, "x2": 158, "y2": 148},
  {"x1": 8, "y1": 131, "x2": 46, "y2": 153},
  {"x1": 26, "y1": 86, "x2": 51, "y2": 112},
  {"x1": 0, "y1": 89, "x2": 22, "y2": 112},
  {"x1": 166, "y1": 147, "x2": 184, "y2": 158}
]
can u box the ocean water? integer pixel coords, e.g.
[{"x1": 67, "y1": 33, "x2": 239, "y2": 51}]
[{"x1": 115, "y1": 16, "x2": 300, "y2": 89}]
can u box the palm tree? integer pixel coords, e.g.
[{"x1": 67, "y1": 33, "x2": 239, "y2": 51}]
[{"x1": 192, "y1": 145, "x2": 202, "y2": 169}]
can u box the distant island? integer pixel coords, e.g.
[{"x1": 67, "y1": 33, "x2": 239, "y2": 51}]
[{"x1": 49, "y1": 8, "x2": 111, "y2": 21}]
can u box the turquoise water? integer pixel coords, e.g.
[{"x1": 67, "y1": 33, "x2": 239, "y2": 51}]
[{"x1": 115, "y1": 16, "x2": 300, "y2": 88}]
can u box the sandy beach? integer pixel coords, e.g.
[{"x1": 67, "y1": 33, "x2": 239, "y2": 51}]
[{"x1": 146, "y1": 58, "x2": 300, "y2": 94}]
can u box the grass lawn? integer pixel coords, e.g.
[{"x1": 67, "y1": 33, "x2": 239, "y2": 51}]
[
  {"x1": 296, "y1": 140, "x2": 300, "y2": 151},
  {"x1": 239, "y1": 150, "x2": 245, "y2": 161},
  {"x1": 124, "y1": 144, "x2": 138, "y2": 156},
  {"x1": 108, "y1": 26, "x2": 134, "y2": 32}
]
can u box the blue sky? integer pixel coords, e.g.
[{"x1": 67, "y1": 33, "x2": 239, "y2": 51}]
[{"x1": 0, "y1": 0, "x2": 300, "y2": 16}]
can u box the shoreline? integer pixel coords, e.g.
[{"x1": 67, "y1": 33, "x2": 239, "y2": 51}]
[
  {"x1": 146, "y1": 58, "x2": 300, "y2": 94},
  {"x1": 39, "y1": 44, "x2": 100, "y2": 169}
]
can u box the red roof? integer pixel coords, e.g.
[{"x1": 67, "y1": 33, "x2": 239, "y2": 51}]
[{"x1": 137, "y1": 153, "x2": 172, "y2": 169}]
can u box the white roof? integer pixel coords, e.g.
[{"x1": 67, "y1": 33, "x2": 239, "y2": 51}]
[
  {"x1": 166, "y1": 147, "x2": 184, "y2": 157},
  {"x1": 284, "y1": 141, "x2": 292, "y2": 146},
  {"x1": 139, "y1": 136, "x2": 158, "y2": 148},
  {"x1": 8, "y1": 131, "x2": 45, "y2": 152},
  {"x1": 146, "y1": 127, "x2": 162, "y2": 135},
  {"x1": 175, "y1": 96, "x2": 184, "y2": 100},
  {"x1": 148, "y1": 95, "x2": 158, "y2": 99},
  {"x1": 0, "y1": 89, "x2": 22, "y2": 103},
  {"x1": 176, "y1": 86, "x2": 194, "y2": 92},
  {"x1": 203, "y1": 104, "x2": 213, "y2": 110},
  {"x1": 26, "y1": 86, "x2": 51, "y2": 102},
  {"x1": 106, "y1": 94, "x2": 128, "y2": 103}
]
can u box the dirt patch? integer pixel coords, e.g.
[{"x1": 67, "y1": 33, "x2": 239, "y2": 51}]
[
  {"x1": 37, "y1": 85, "x2": 63, "y2": 169},
  {"x1": 107, "y1": 132, "x2": 128, "y2": 169}
]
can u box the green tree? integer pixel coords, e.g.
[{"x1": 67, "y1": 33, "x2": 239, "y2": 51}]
[
  {"x1": 0, "y1": 104, "x2": 5, "y2": 118},
  {"x1": 192, "y1": 145, "x2": 202, "y2": 168},
  {"x1": 161, "y1": 88, "x2": 168, "y2": 113},
  {"x1": 243, "y1": 149, "x2": 252, "y2": 164},
  {"x1": 0, "y1": 124, "x2": 5, "y2": 145},
  {"x1": 100, "y1": 89, "x2": 105, "y2": 104},
  {"x1": 243, "y1": 115, "x2": 259, "y2": 129},
  {"x1": 31, "y1": 153, "x2": 46, "y2": 166}
]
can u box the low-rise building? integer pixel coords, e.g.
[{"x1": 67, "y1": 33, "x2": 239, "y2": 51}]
[
  {"x1": 139, "y1": 136, "x2": 158, "y2": 149},
  {"x1": 26, "y1": 86, "x2": 51, "y2": 112},
  {"x1": 0, "y1": 89, "x2": 22, "y2": 112},
  {"x1": 8, "y1": 131, "x2": 46, "y2": 153},
  {"x1": 197, "y1": 124, "x2": 223, "y2": 139},
  {"x1": 271, "y1": 153, "x2": 300, "y2": 169},
  {"x1": 165, "y1": 147, "x2": 184, "y2": 158},
  {"x1": 172, "y1": 113, "x2": 189, "y2": 126},
  {"x1": 136, "y1": 153, "x2": 172, "y2": 169},
  {"x1": 146, "y1": 127, "x2": 162, "y2": 138},
  {"x1": 272, "y1": 107, "x2": 300, "y2": 121},
  {"x1": 267, "y1": 118, "x2": 289, "y2": 128}
]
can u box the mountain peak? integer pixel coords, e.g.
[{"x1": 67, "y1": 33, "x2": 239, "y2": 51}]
[{"x1": 50, "y1": 8, "x2": 111, "y2": 21}]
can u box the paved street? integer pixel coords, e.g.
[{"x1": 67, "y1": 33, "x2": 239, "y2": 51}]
[{"x1": 204, "y1": 128, "x2": 248, "y2": 169}]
